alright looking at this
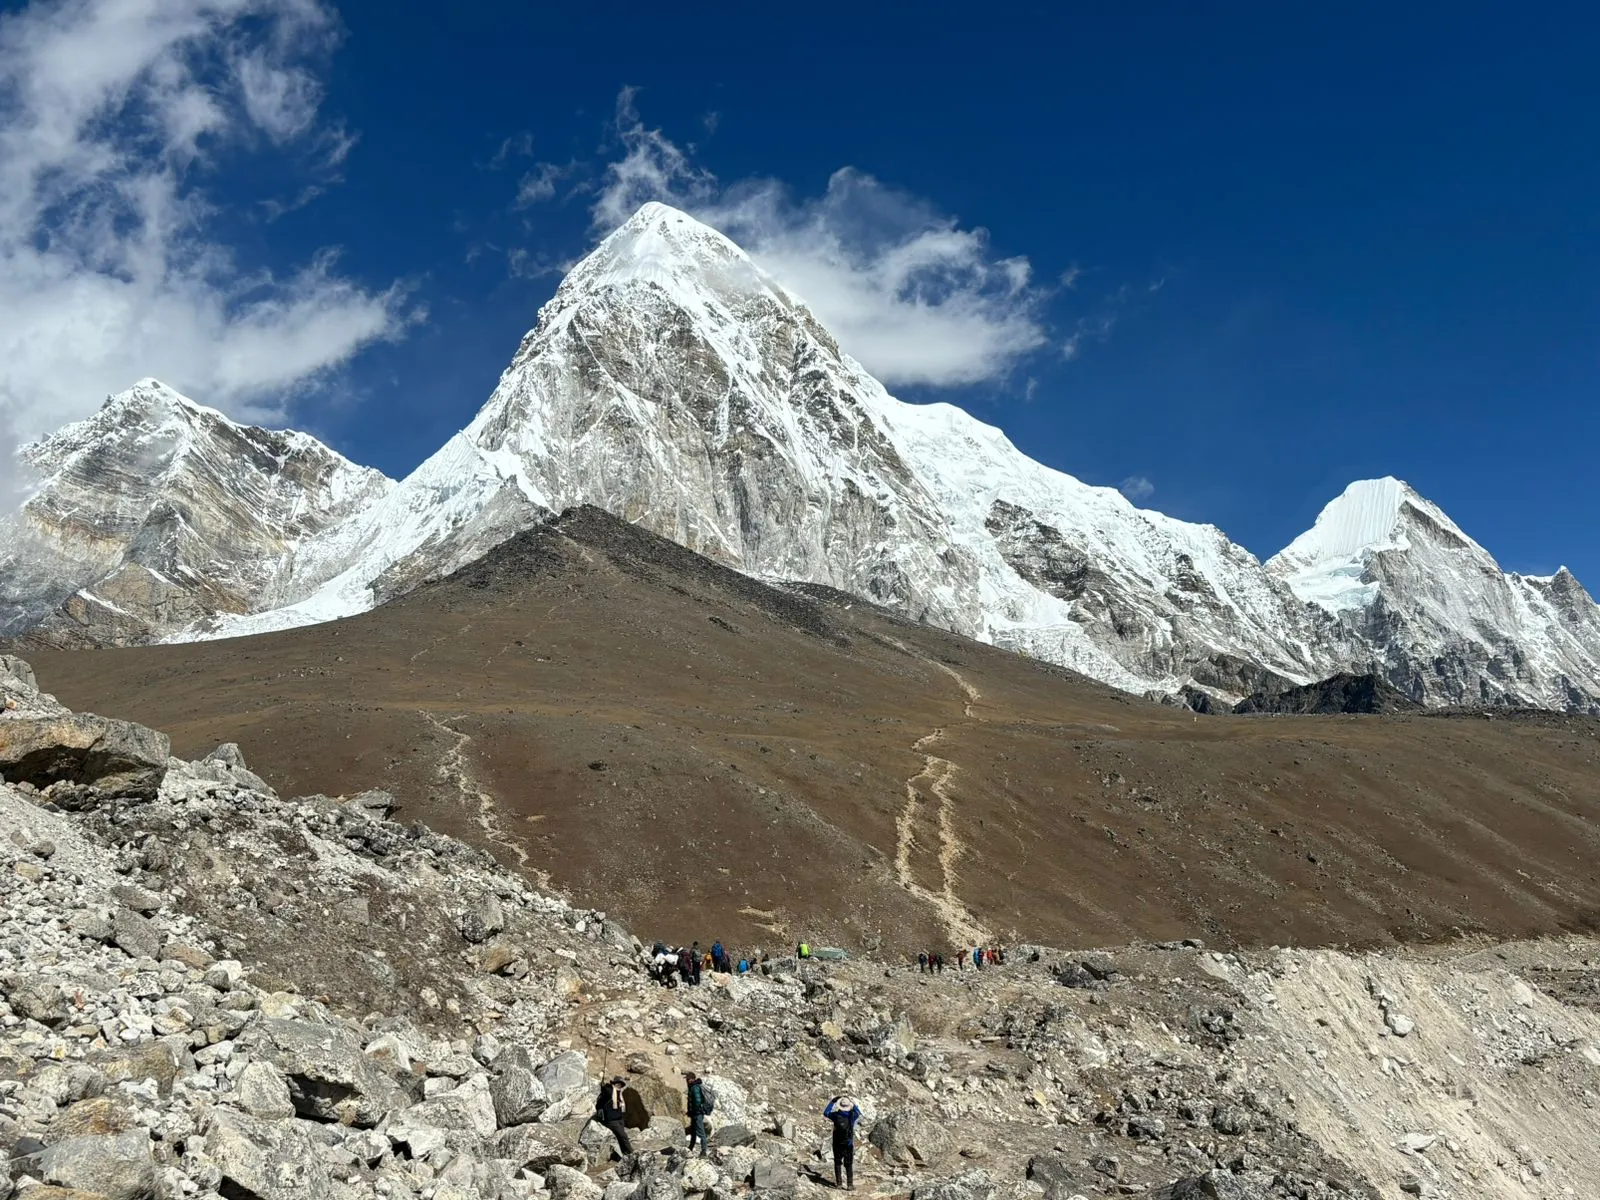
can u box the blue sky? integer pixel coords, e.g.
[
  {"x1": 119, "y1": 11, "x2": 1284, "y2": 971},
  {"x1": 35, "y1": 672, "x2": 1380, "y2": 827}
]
[{"x1": 1, "y1": 0, "x2": 1595, "y2": 582}]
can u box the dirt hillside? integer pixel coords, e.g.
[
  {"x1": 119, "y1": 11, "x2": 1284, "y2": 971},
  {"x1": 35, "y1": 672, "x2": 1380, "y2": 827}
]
[{"x1": 21, "y1": 507, "x2": 1600, "y2": 955}]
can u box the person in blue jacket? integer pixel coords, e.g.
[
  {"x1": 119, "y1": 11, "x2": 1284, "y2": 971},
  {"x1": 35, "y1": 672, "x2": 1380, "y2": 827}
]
[{"x1": 823, "y1": 1095, "x2": 860, "y2": 1189}]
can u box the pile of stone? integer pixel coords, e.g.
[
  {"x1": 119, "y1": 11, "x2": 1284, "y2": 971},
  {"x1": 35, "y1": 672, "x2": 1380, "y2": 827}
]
[{"x1": 5, "y1": 655, "x2": 1599, "y2": 1200}]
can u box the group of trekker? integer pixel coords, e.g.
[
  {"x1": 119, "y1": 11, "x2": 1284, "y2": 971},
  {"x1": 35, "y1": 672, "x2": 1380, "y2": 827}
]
[
  {"x1": 649, "y1": 940, "x2": 771, "y2": 987},
  {"x1": 916, "y1": 945, "x2": 1006, "y2": 973},
  {"x1": 592, "y1": 1072, "x2": 861, "y2": 1189}
]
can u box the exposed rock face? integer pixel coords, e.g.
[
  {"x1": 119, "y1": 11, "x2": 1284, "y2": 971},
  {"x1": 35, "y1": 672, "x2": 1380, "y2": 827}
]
[
  {"x1": 1269, "y1": 478, "x2": 1600, "y2": 711},
  {"x1": 2, "y1": 215, "x2": 1597, "y2": 714},
  {"x1": 1232, "y1": 672, "x2": 1422, "y2": 715},
  {"x1": 0, "y1": 711, "x2": 170, "y2": 799},
  {"x1": 0, "y1": 379, "x2": 392, "y2": 646}
]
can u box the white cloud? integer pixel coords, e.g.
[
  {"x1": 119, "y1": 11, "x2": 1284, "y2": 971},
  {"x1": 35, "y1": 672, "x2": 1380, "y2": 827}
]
[
  {"x1": 1119, "y1": 475, "x2": 1155, "y2": 502},
  {"x1": 588, "y1": 91, "x2": 1046, "y2": 388},
  {"x1": 515, "y1": 160, "x2": 575, "y2": 207},
  {"x1": 0, "y1": 0, "x2": 409, "y2": 464},
  {"x1": 1060, "y1": 263, "x2": 1082, "y2": 290}
]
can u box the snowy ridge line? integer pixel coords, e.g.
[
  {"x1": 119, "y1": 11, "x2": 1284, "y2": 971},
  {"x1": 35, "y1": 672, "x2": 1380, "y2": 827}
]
[{"x1": 3, "y1": 206, "x2": 1598, "y2": 712}]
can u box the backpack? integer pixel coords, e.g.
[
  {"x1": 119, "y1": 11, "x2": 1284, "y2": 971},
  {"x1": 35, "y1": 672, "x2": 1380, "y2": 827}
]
[{"x1": 699, "y1": 1084, "x2": 716, "y2": 1115}]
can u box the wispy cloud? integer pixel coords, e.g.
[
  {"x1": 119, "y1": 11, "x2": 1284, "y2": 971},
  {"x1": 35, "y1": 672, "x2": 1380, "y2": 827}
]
[
  {"x1": 0, "y1": 0, "x2": 412, "y2": 464},
  {"x1": 1119, "y1": 475, "x2": 1155, "y2": 502},
  {"x1": 581, "y1": 89, "x2": 1047, "y2": 389},
  {"x1": 515, "y1": 160, "x2": 577, "y2": 207}
]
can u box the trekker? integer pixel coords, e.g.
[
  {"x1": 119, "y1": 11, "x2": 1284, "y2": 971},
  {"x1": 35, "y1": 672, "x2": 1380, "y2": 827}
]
[
  {"x1": 798, "y1": 942, "x2": 811, "y2": 959},
  {"x1": 934, "y1": 953, "x2": 944, "y2": 974},
  {"x1": 823, "y1": 1095, "x2": 860, "y2": 1189},
  {"x1": 683, "y1": 1071, "x2": 711, "y2": 1156},
  {"x1": 973, "y1": 947, "x2": 983, "y2": 970},
  {"x1": 918, "y1": 952, "x2": 928, "y2": 974},
  {"x1": 595, "y1": 1076, "x2": 634, "y2": 1157},
  {"x1": 712, "y1": 941, "x2": 726, "y2": 973}
]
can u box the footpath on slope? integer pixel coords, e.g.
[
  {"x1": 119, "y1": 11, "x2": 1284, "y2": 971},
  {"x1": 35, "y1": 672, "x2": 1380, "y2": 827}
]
[
  {"x1": 4, "y1": 654, "x2": 1600, "y2": 1200},
  {"x1": 886, "y1": 638, "x2": 989, "y2": 948}
]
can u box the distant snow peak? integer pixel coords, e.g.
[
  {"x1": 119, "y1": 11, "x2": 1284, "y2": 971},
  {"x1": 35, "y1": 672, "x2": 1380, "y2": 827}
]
[{"x1": 3, "y1": 204, "x2": 1598, "y2": 713}]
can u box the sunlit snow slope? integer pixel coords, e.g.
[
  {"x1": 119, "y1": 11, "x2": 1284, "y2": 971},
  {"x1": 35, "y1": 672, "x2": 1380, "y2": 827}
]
[{"x1": 4, "y1": 206, "x2": 1598, "y2": 711}]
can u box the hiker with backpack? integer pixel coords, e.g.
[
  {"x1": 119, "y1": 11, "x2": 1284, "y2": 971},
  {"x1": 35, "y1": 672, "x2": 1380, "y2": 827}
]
[
  {"x1": 823, "y1": 1095, "x2": 860, "y2": 1189},
  {"x1": 683, "y1": 1071, "x2": 714, "y2": 1156},
  {"x1": 594, "y1": 1076, "x2": 634, "y2": 1158}
]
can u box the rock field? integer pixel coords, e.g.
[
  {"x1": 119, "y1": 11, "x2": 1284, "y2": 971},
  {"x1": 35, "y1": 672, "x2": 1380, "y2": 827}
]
[{"x1": 4, "y1": 653, "x2": 1600, "y2": 1200}]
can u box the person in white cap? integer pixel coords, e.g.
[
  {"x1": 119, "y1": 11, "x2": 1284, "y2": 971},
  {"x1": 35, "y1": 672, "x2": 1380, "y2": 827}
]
[{"x1": 823, "y1": 1095, "x2": 860, "y2": 1189}]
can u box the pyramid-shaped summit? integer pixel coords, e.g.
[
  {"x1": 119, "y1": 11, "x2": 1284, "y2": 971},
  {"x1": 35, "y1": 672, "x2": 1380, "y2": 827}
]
[{"x1": 3, "y1": 206, "x2": 1599, "y2": 712}]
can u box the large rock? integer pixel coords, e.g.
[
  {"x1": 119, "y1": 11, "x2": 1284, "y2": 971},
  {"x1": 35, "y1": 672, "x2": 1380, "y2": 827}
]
[
  {"x1": 235, "y1": 1017, "x2": 406, "y2": 1127},
  {"x1": 0, "y1": 713, "x2": 169, "y2": 800},
  {"x1": 698, "y1": 1075, "x2": 749, "y2": 1126},
  {"x1": 534, "y1": 1050, "x2": 590, "y2": 1103},
  {"x1": 200, "y1": 1109, "x2": 334, "y2": 1200},
  {"x1": 490, "y1": 1064, "x2": 549, "y2": 1127},
  {"x1": 110, "y1": 909, "x2": 162, "y2": 961},
  {"x1": 912, "y1": 1171, "x2": 995, "y2": 1200},
  {"x1": 750, "y1": 1158, "x2": 797, "y2": 1196},
  {"x1": 39, "y1": 1130, "x2": 156, "y2": 1200},
  {"x1": 868, "y1": 1109, "x2": 954, "y2": 1168},
  {"x1": 1150, "y1": 1172, "x2": 1273, "y2": 1200},
  {"x1": 234, "y1": 1061, "x2": 295, "y2": 1120},
  {"x1": 488, "y1": 1124, "x2": 587, "y2": 1171},
  {"x1": 1026, "y1": 1155, "x2": 1085, "y2": 1200},
  {"x1": 6, "y1": 978, "x2": 67, "y2": 1027},
  {"x1": 547, "y1": 1164, "x2": 606, "y2": 1200}
]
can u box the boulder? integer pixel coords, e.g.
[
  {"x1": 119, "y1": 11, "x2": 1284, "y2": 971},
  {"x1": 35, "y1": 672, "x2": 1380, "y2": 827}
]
[
  {"x1": 644, "y1": 1172, "x2": 686, "y2": 1200},
  {"x1": 628, "y1": 1073, "x2": 683, "y2": 1122},
  {"x1": 200, "y1": 1109, "x2": 334, "y2": 1200},
  {"x1": 491, "y1": 1065, "x2": 549, "y2": 1127},
  {"x1": 235, "y1": 1017, "x2": 406, "y2": 1127},
  {"x1": 459, "y1": 894, "x2": 505, "y2": 944},
  {"x1": 750, "y1": 1159, "x2": 797, "y2": 1195},
  {"x1": 698, "y1": 1075, "x2": 749, "y2": 1126},
  {"x1": 489, "y1": 1124, "x2": 587, "y2": 1171},
  {"x1": 108, "y1": 884, "x2": 162, "y2": 915},
  {"x1": 1149, "y1": 1171, "x2": 1272, "y2": 1200},
  {"x1": 547, "y1": 1164, "x2": 606, "y2": 1200},
  {"x1": 0, "y1": 714, "x2": 169, "y2": 800},
  {"x1": 234, "y1": 1061, "x2": 295, "y2": 1120},
  {"x1": 709, "y1": 1124, "x2": 756, "y2": 1148},
  {"x1": 534, "y1": 1050, "x2": 590, "y2": 1103},
  {"x1": 0, "y1": 655, "x2": 38, "y2": 692},
  {"x1": 1026, "y1": 1155, "x2": 1085, "y2": 1200},
  {"x1": 404, "y1": 1074, "x2": 497, "y2": 1141},
  {"x1": 868, "y1": 1108, "x2": 954, "y2": 1168},
  {"x1": 682, "y1": 1159, "x2": 721, "y2": 1192},
  {"x1": 39, "y1": 1130, "x2": 156, "y2": 1200},
  {"x1": 6, "y1": 979, "x2": 67, "y2": 1027},
  {"x1": 912, "y1": 1171, "x2": 995, "y2": 1200},
  {"x1": 110, "y1": 909, "x2": 162, "y2": 962}
]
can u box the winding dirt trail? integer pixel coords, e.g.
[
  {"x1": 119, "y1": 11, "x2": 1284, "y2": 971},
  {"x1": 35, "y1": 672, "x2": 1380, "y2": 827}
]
[
  {"x1": 886, "y1": 642, "x2": 991, "y2": 945},
  {"x1": 420, "y1": 710, "x2": 537, "y2": 876}
]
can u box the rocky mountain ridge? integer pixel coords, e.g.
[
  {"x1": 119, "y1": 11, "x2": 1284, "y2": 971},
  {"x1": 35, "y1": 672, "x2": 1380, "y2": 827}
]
[
  {"x1": 5, "y1": 656, "x2": 1600, "y2": 1200},
  {"x1": 2, "y1": 207, "x2": 1597, "y2": 712}
]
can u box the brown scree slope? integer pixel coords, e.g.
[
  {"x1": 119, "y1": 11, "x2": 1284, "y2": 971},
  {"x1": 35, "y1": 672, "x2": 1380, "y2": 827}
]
[{"x1": 20, "y1": 506, "x2": 1600, "y2": 955}]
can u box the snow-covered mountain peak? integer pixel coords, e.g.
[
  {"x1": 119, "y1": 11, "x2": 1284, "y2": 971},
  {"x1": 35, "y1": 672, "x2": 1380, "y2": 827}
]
[{"x1": 563, "y1": 202, "x2": 784, "y2": 310}]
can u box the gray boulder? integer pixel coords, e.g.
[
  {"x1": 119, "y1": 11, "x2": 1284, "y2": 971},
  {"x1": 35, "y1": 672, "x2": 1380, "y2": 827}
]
[
  {"x1": 912, "y1": 1170, "x2": 995, "y2": 1200},
  {"x1": 201, "y1": 1109, "x2": 334, "y2": 1200},
  {"x1": 234, "y1": 1061, "x2": 295, "y2": 1120},
  {"x1": 868, "y1": 1108, "x2": 954, "y2": 1168},
  {"x1": 40, "y1": 1129, "x2": 157, "y2": 1200},
  {"x1": 750, "y1": 1158, "x2": 798, "y2": 1195},
  {"x1": 709, "y1": 1123, "x2": 756, "y2": 1148},
  {"x1": 0, "y1": 655, "x2": 38, "y2": 691},
  {"x1": 535, "y1": 1049, "x2": 590, "y2": 1102},
  {"x1": 1150, "y1": 1171, "x2": 1273, "y2": 1200},
  {"x1": 548, "y1": 1163, "x2": 606, "y2": 1200},
  {"x1": 6, "y1": 978, "x2": 67, "y2": 1027},
  {"x1": 1026, "y1": 1155, "x2": 1085, "y2": 1200},
  {"x1": 111, "y1": 908, "x2": 162, "y2": 961},
  {"x1": 491, "y1": 1064, "x2": 550, "y2": 1126},
  {"x1": 236, "y1": 1017, "x2": 406, "y2": 1127},
  {"x1": 489, "y1": 1123, "x2": 587, "y2": 1171},
  {"x1": 0, "y1": 712, "x2": 170, "y2": 799}
]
